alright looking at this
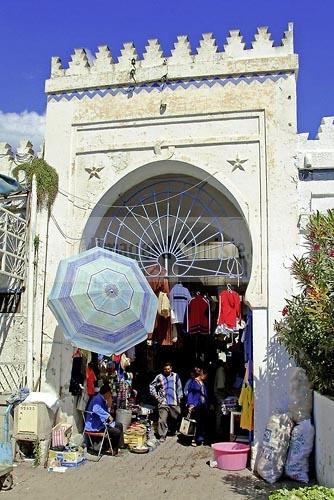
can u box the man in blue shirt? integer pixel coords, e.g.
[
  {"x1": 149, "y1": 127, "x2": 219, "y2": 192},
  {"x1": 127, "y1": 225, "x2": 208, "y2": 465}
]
[
  {"x1": 85, "y1": 384, "x2": 124, "y2": 455},
  {"x1": 149, "y1": 362, "x2": 183, "y2": 442}
]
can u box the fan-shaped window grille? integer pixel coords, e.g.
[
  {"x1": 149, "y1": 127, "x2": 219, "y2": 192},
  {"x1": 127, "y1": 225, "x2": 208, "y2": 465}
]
[{"x1": 99, "y1": 176, "x2": 250, "y2": 280}]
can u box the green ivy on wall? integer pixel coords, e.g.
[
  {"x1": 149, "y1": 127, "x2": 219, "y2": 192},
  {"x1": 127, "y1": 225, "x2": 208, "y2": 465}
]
[{"x1": 12, "y1": 158, "x2": 59, "y2": 211}]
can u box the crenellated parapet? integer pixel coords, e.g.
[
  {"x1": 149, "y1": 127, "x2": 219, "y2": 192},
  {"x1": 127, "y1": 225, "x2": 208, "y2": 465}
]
[
  {"x1": 0, "y1": 140, "x2": 36, "y2": 175},
  {"x1": 297, "y1": 117, "x2": 334, "y2": 171},
  {"x1": 46, "y1": 23, "x2": 298, "y2": 94}
]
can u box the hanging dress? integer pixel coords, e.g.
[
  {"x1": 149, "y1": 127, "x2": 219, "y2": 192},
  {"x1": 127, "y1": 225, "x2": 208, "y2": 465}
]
[
  {"x1": 146, "y1": 264, "x2": 172, "y2": 345},
  {"x1": 217, "y1": 290, "x2": 241, "y2": 329}
]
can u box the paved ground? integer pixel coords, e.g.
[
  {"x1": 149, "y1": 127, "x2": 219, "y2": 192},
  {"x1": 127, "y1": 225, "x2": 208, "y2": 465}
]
[{"x1": 4, "y1": 437, "x2": 285, "y2": 500}]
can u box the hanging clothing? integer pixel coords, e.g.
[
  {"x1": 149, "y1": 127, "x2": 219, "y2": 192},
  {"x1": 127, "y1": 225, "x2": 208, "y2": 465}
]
[
  {"x1": 238, "y1": 383, "x2": 254, "y2": 431},
  {"x1": 217, "y1": 290, "x2": 241, "y2": 329},
  {"x1": 69, "y1": 357, "x2": 85, "y2": 396},
  {"x1": 157, "y1": 292, "x2": 171, "y2": 318},
  {"x1": 147, "y1": 265, "x2": 172, "y2": 345},
  {"x1": 169, "y1": 283, "x2": 191, "y2": 324},
  {"x1": 171, "y1": 324, "x2": 178, "y2": 343},
  {"x1": 187, "y1": 295, "x2": 210, "y2": 335},
  {"x1": 86, "y1": 366, "x2": 97, "y2": 396},
  {"x1": 243, "y1": 310, "x2": 253, "y2": 384},
  {"x1": 214, "y1": 365, "x2": 226, "y2": 396}
]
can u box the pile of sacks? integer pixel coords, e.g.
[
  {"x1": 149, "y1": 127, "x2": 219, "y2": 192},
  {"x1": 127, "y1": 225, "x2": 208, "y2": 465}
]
[{"x1": 256, "y1": 368, "x2": 314, "y2": 484}]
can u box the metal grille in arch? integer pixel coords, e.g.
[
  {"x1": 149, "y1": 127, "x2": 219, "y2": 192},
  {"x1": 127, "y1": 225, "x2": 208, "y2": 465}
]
[{"x1": 101, "y1": 177, "x2": 244, "y2": 280}]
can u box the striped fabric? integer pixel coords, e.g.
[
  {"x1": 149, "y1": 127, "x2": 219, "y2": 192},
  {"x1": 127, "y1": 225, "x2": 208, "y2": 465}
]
[{"x1": 149, "y1": 373, "x2": 183, "y2": 406}]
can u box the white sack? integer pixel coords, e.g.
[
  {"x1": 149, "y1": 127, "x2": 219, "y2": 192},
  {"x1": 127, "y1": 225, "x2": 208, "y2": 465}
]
[
  {"x1": 285, "y1": 418, "x2": 314, "y2": 483},
  {"x1": 256, "y1": 413, "x2": 294, "y2": 484}
]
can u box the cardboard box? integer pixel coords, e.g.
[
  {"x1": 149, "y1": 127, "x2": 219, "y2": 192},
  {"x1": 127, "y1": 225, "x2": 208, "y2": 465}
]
[{"x1": 48, "y1": 448, "x2": 85, "y2": 468}]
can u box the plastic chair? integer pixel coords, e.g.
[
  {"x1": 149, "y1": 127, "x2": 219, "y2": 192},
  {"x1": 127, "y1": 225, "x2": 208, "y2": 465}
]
[{"x1": 82, "y1": 411, "x2": 113, "y2": 461}]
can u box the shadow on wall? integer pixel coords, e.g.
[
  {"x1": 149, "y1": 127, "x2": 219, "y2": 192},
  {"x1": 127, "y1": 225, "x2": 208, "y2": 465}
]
[
  {"x1": 44, "y1": 326, "x2": 83, "y2": 432},
  {"x1": 266, "y1": 335, "x2": 293, "y2": 412},
  {"x1": 0, "y1": 313, "x2": 15, "y2": 355},
  {"x1": 253, "y1": 332, "x2": 294, "y2": 468}
]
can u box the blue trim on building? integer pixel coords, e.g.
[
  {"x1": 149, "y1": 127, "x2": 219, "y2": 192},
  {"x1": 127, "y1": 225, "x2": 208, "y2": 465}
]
[
  {"x1": 47, "y1": 73, "x2": 289, "y2": 102},
  {"x1": 299, "y1": 169, "x2": 334, "y2": 181}
]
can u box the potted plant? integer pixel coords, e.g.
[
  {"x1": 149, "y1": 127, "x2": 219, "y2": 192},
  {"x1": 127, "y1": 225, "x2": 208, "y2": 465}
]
[{"x1": 275, "y1": 210, "x2": 334, "y2": 487}]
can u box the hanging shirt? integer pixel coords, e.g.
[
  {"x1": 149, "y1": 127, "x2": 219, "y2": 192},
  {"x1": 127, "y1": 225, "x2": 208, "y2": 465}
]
[
  {"x1": 169, "y1": 284, "x2": 191, "y2": 324},
  {"x1": 86, "y1": 366, "x2": 97, "y2": 396},
  {"x1": 217, "y1": 290, "x2": 241, "y2": 329},
  {"x1": 187, "y1": 295, "x2": 210, "y2": 335},
  {"x1": 238, "y1": 383, "x2": 254, "y2": 431},
  {"x1": 157, "y1": 292, "x2": 171, "y2": 318}
]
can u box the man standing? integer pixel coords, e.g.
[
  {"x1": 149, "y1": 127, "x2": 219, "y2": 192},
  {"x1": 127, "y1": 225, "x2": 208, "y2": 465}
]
[
  {"x1": 85, "y1": 384, "x2": 124, "y2": 455},
  {"x1": 149, "y1": 362, "x2": 183, "y2": 442}
]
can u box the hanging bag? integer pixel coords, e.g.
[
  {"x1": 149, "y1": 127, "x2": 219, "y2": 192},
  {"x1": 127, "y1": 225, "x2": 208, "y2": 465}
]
[{"x1": 179, "y1": 411, "x2": 196, "y2": 437}]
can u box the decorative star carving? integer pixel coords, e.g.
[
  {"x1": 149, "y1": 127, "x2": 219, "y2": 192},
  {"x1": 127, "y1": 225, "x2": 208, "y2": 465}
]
[
  {"x1": 85, "y1": 166, "x2": 104, "y2": 179},
  {"x1": 227, "y1": 155, "x2": 248, "y2": 172}
]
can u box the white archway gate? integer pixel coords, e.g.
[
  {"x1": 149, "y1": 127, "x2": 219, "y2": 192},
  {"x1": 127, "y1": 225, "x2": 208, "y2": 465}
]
[{"x1": 38, "y1": 28, "x2": 300, "y2": 450}]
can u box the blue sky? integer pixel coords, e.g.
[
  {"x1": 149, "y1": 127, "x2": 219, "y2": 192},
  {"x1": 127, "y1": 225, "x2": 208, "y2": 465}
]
[{"x1": 0, "y1": 0, "x2": 333, "y2": 148}]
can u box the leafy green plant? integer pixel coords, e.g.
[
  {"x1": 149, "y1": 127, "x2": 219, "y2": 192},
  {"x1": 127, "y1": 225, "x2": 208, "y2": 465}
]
[
  {"x1": 12, "y1": 158, "x2": 58, "y2": 211},
  {"x1": 33, "y1": 438, "x2": 41, "y2": 467},
  {"x1": 33, "y1": 234, "x2": 40, "y2": 251},
  {"x1": 269, "y1": 485, "x2": 334, "y2": 499},
  {"x1": 275, "y1": 210, "x2": 334, "y2": 396}
]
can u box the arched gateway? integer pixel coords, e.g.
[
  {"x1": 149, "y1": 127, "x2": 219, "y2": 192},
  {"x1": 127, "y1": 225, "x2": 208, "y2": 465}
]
[{"x1": 34, "y1": 25, "x2": 301, "y2": 455}]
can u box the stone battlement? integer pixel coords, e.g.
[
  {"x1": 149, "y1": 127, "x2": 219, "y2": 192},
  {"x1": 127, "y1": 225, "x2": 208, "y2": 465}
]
[{"x1": 45, "y1": 24, "x2": 298, "y2": 94}]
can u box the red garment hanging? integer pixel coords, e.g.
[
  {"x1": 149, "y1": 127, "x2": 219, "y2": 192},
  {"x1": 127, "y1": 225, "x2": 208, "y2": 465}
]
[
  {"x1": 86, "y1": 366, "x2": 97, "y2": 396},
  {"x1": 187, "y1": 294, "x2": 210, "y2": 335},
  {"x1": 217, "y1": 290, "x2": 240, "y2": 328}
]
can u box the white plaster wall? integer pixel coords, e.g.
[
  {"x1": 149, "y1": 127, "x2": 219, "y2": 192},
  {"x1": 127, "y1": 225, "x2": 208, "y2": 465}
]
[
  {"x1": 314, "y1": 391, "x2": 334, "y2": 487},
  {"x1": 297, "y1": 116, "x2": 334, "y2": 220}
]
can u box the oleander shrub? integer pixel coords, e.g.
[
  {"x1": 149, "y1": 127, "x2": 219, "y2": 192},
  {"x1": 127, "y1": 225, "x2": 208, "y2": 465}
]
[{"x1": 275, "y1": 210, "x2": 334, "y2": 397}]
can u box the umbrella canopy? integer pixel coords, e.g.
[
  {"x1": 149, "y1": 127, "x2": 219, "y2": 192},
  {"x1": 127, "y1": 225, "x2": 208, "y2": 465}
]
[{"x1": 48, "y1": 248, "x2": 158, "y2": 354}]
